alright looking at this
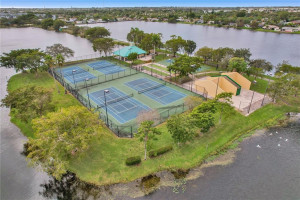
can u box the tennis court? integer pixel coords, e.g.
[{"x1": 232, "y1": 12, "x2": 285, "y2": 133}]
[
  {"x1": 62, "y1": 66, "x2": 96, "y2": 83},
  {"x1": 89, "y1": 87, "x2": 150, "y2": 124},
  {"x1": 125, "y1": 78, "x2": 186, "y2": 105},
  {"x1": 88, "y1": 61, "x2": 125, "y2": 75},
  {"x1": 158, "y1": 59, "x2": 174, "y2": 67}
]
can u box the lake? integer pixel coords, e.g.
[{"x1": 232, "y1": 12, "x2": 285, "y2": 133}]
[
  {"x1": 82, "y1": 21, "x2": 300, "y2": 66},
  {"x1": 0, "y1": 25, "x2": 299, "y2": 200}
]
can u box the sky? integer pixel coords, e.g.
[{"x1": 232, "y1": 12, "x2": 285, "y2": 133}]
[{"x1": 1, "y1": 0, "x2": 300, "y2": 8}]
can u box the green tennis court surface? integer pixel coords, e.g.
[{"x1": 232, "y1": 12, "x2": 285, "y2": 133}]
[{"x1": 54, "y1": 58, "x2": 199, "y2": 136}]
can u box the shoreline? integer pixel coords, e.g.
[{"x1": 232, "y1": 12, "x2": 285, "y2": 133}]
[
  {"x1": 1, "y1": 21, "x2": 300, "y2": 35},
  {"x1": 36, "y1": 113, "x2": 299, "y2": 199}
]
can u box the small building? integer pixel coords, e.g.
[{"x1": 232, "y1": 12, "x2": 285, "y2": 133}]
[
  {"x1": 263, "y1": 25, "x2": 280, "y2": 31},
  {"x1": 281, "y1": 26, "x2": 300, "y2": 32},
  {"x1": 113, "y1": 46, "x2": 147, "y2": 61},
  {"x1": 207, "y1": 21, "x2": 215, "y2": 24}
]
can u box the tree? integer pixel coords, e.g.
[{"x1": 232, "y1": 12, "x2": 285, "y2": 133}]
[
  {"x1": 53, "y1": 20, "x2": 65, "y2": 32},
  {"x1": 190, "y1": 101, "x2": 216, "y2": 133},
  {"x1": 46, "y1": 44, "x2": 74, "y2": 58},
  {"x1": 191, "y1": 112, "x2": 215, "y2": 133},
  {"x1": 228, "y1": 57, "x2": 247, "y2": 73},
  {"x1": 151, "y1": 33, "x2": 163, "y2": 55},
  {"x1": 167, "y1": 114, "x2": 196, "y2": 145},
  {"x1": 56, "y1": 54, "x2": 67, "y2": 93},
  {"x1": 1, "y1": 86, "x2": 54, "y2": 122},
  {"x1": 92, "y1": 38, "x2": 115, "y2": 57},
  {"x1": 41, "y1": 18, "x2": 54, "y2": 30},
  {"x1": 27, "y1": 106, "x2": 101, "y2": 179},
  {"x1": 140, "y1": 33, "x2": 153, "y2": 53},
  {"x1": 165, "y1": 35, "x2": 186, "y2": 57},
  {"x1": 195, "y1": 46, "x2": 213, "y2": 63},
  {"x1": 16, "y1": 50, "x2": 47, "y2": 76},
  {"x1": 234, "y1": 48, "x2": 251, "y2": 62},
  {"x1": 127, "y1": 52, "x2": 138, "y2": 66},
  {"x1": 250, "y1": 20, "x2": 259, "y2": 29},
  {"x1": 45, "y1": 55, "x2": 60, "y2": 93},
  {"x1": 184, "y1": 40, "x2": 197, "y2": 56},
  {"x1": 136, "y1": 121, "x2": 161, "y2": 160},
  {"x1": 84, "y1": 27, "x2": 110, "y2": 41},
  {"x1": 0, "y1": 49, "x2": 39, "y2": 72},
  {"x1": 167, "y1": 54, "x2": 202, "y2": 78},
  {"x1": 127, "y1": 27, "x2": 145, "y2": 45},
  {"x1": 276, "y1": 61, "x2": 300, "y2": 75},
  {"x1": 192, "y1": 101, "x2": 217, "y2": 114},
  {"x1": 72, "y1": 26, "x2": 81, "y2": 36},
  {"x1": 214, "y1": 92, "x2": 233, "y2": 123},
  {"x1": 249, "y1": 59, "x2": 273, "y2": 79},
  {"x1": 268, "y1": 73, "x2": 300, "y2": 102}
]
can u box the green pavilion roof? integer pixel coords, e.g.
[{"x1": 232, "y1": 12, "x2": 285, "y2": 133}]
[{"x1": 113, "y1": 46, "x2": 146, "y2": 57}]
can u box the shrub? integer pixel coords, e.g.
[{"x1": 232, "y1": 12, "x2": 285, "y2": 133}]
[
  {"x1": 125, "y1": 156, "x2": 141, "y2": 166},
  {"x1": 149, "y1": 145, "x2": 173, "y2": 158}
]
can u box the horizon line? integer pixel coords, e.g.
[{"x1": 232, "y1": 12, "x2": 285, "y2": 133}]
[{"x1": 1, "y1": 5, "x2": 300, "y2": 9}]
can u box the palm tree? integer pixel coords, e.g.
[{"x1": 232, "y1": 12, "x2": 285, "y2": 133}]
[
  {"x1": 45, "y1": 54, "x2": 60, "y2": 93},
  {"x1": 151, "y1": 33, "x2": 162, "y2": 60},
  {"x1": 56, "y1": 54, "x2": 66, "y2": 94}
]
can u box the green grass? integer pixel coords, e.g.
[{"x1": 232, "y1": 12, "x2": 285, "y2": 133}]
[
  {"x1": 68, "y1": 103, "x2": 299, "y2": 185},
  {"x1": 7, "y1": 72, "x2": 80, "y2": 138},
  {"x1": 6, "y1": 70, "x2": 300, "y2": 186},
  {"x1": 143, "y1": 66, "x2": 170, "y2": 76},
  {"x1": 154, "y1": 54, "x2": 169, "y2": 62},
  {"x1": 150, "y1": 64, "x2": 169, "y2": 72},
  {"x1": 244, "y1": 75, "x2": 269, "y2": 94}
]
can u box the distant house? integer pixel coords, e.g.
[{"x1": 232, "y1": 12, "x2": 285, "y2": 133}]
[
  {"x1": 176, "y1": 17, "x2": 184, "y2": 22},
  {"x1": 291, "y1": 20, "x2": 300, "y2": 25},
  {"x1": 113, "y1": 46, "x2": 147, "y2": 61},
  {"x1": 263, "y1": 25, "x2": 280, "y2": 31},
  {"x1": 245, "y1": 24, "x2": 251, "y2": 28},
  {"x1": 207, "y1": 21, "x2": 215, "y2": 24},
  {"x1": 281, "y1": 26, "x2": 300, "y2": 32},
  {"x1": 87, "y1": 19, "x2": 95, "y2": 24}
]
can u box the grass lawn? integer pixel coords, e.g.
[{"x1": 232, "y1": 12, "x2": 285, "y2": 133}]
[
  {"x1": 6, "y1": 69, "x2": 300, "y2": 186},
  {"x1": 150, "y1": 64, "x2": 169, "y2": 72},
  {"x1": 154, "y1": 54, "x2": 169, "y2": 62},
  {"x1": 143, "y1": 66, "x2": 170, "y2": 76},
  {"x1": 7, "y1": 72, "x2": 80, "y2": 138},
  {"x1": 69, "y1": 103, "x2": 299, "y2": 185},
  {"x1": 244, "y1": 75, "x2": 269, "y2": 94}
]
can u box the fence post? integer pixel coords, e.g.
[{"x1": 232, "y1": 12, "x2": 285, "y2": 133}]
[{"x1": 130, "y1": 126, "x2": 133, "y2": 138}]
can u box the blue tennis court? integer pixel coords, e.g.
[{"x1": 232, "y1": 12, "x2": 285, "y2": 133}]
[
  {"x1": 125, "y1": 78, "x2": 186, "y2": 105},
  {"x1": 61, "y1": 66, "x2": 96, "y2": 83},
  {"x1": 89, "y1": 87, "x2": 150, "y2": 124},
  {"x1": 87, "y1": 61, "x2": 125, "y2": 75}
]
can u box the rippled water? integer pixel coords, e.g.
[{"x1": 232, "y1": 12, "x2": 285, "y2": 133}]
[
  {"x1": 83, "y1": 21, "x2": 300, "y2": 66},
  {"x1": 1, "y1": 26, "x2": 299, "y2": 200}
]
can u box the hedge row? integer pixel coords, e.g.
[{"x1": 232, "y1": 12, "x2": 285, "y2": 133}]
[
  {"x1": 149, "y1": 145, "x2": 173, "y2": 158},
  {"x1": 125, "y1": 156, "x2": 141, "y2": 166}
]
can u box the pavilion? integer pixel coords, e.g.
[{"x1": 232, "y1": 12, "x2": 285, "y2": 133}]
[{"x1": 113, "y1": 46, "x2": 147, "y2": 61}]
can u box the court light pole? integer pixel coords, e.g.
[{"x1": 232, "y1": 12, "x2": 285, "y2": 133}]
[
  {"x1": 72, "y1": 69, "x2": 77, "y2": 89},
  {"x1": 104, "y1": 89, "x2": 110, "y2": 126},
  {"x1": 85, "y1": 78, "x2": 91, "y2": 108}
]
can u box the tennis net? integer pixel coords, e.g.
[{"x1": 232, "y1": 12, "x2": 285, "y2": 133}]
[
  {"x1": 92, "y1": 63, "x2": 115, "y2": 70},
  {"x1": 98, "y1": 93, "x2": 134, "y2": 108},
  {"x1": 138, "y1": 83, "x2": 166, "y2": 94}
]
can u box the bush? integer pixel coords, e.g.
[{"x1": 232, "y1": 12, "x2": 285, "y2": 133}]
[
  {"x1": 125, "y1": 156, "x2": 141, "y2": 166},
  {"x1": 169, "y1": 76, "x2": 192, "y2": 84},
  {"x1": 149, "y1": 145, "x2": 173, "y2": 158}
]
